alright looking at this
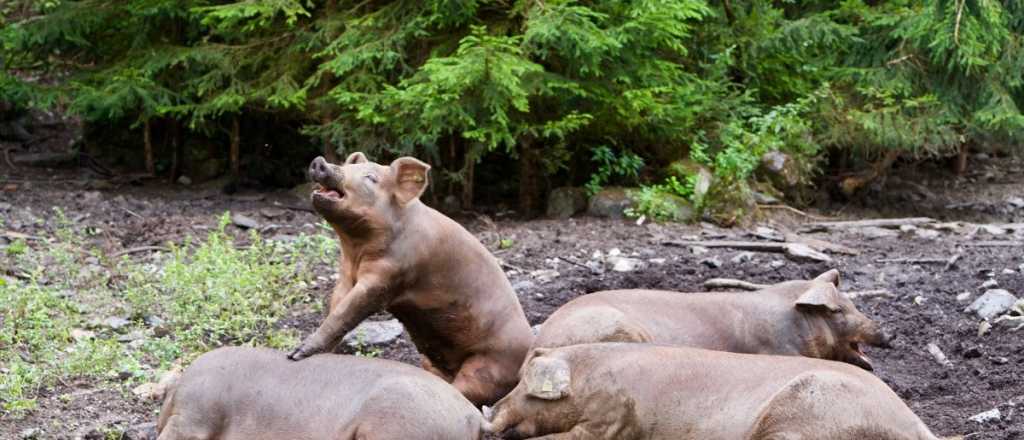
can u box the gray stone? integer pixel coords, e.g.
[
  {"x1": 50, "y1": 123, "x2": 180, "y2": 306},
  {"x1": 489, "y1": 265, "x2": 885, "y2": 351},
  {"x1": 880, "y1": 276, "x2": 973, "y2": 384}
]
[
  {"x1": 70, "y1": 328, "x2": 96, "y2": 342},
  {"x1": 343, "y1": 319, "x2": 405, "y2": 347},
  {"x1": 981, "y1": 279, "x2": 1000, "y2": 289},
  {"x1": 784, "y1": 243, "x2": 832, "y2": 263},
  {"x1": 760, "y1": 151, "x2": 800, "y2": 187},
  {"x1": 699, "y1": 257, "x2": 722, "y2": 269},
  {"x1": 769, "y1": 260, "x2": 786, "y2": 269},
  {"x1": 979, "y1": 224, "x2": 1008, "y2": 235},
  {"x1": 231, "y1": 213, "x2": 259, "y2": 229},
  {"x1": 690, "y1": 246, "x2": 709, "y2": 256},
  {"x1": 176, "y1": 175, "x2": 192, "y2": 186},
  {"x1": 609, "y1": 256, "x2": 643, "y2": 272},
  {"x1": 260, "y1": 207, "x2": 287, "y2": 219},
  {"x1": 956, "y1": 291, "x2": 973, "y2": 303},
  {"x1": 530, "y1": 269, "x2": 560, "y2": 283},
  {"x1": 122, "y1": 422, "x2": 157, "y2": 440},
  {"x1": 964, "y1": 289, "x2": 1018, "y2": 320},
  {"x1": 752, "y1": 191, "x2": 779, "y2": 205},
  {"x1": 969, "y1": 408, "x2": 1001, "y2": 424},
  {"x1": 103, "y1": 316, "x2": 131, "y2": 331},
  {"x1": 19, "y1": 428, "x2": 42, "y2": 439},
  {"x1": 914, "y1": 228, "x2": 941, "y2": 240},
  {"x1": 1008, "y1": 197, "x2": 1024, "y2": 209},
  {"x1": 730, "y1": 252, "x2": 755, "y2": 264},
  {"x1": 586, "y1": 187, "x2": 635, "y2": 219},
  {"x1": 546, "y1": 187, "x2": 588, "y2": 219}
]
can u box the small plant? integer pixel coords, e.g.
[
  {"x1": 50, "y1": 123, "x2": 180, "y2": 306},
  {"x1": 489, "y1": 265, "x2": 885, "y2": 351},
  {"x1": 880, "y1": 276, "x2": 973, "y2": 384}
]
[
  {"x1": 585, "y1": 146, "x2": 644, "y2": 196},
  {"x1": 350, "y1": 331, "x2": 381, "y2": 358},
  {"x1": 499, "y1": 238, "x2": 514, "y2": 249}
]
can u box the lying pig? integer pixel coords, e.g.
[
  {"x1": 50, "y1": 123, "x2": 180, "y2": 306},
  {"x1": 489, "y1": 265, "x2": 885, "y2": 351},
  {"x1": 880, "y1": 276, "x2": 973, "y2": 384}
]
[
  {"x1": 288, "y1": 153, "x2": 534, "y2": 405},
  {"x1": 157, "y1": 347, "x2": 484, "y2": 440},
  {"x1": 488, "y1": 343, "x2": 939, "y2": 440},
  {"x1": 533, "y1": 269, "x2": 890, "y2": 370}
]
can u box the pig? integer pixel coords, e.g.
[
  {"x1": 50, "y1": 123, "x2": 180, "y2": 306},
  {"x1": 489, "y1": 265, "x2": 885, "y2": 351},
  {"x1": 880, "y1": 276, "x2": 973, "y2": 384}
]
[
  {"x1": 157, "y1": 347, "x2": 485, "y2": 440},
  {"x1": 287, "y1": 153, "x2": 534, "y2": 406},
  {"x1": 487, "y1": 343, "x2": 940, "y2": 440},
  {"x1": 532, "y1": 269, "x2": 891, "y2": 370}
]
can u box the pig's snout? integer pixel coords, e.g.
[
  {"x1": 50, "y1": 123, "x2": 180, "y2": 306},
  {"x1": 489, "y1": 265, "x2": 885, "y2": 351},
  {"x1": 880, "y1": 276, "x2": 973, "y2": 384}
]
[{"x1": 309, "y1": 156, "x2": 329, "y2": 182}]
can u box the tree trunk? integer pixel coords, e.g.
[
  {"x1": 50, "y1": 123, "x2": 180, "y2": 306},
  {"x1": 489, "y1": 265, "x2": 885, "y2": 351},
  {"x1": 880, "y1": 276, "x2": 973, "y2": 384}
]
[
  {"x1": 230, "y1": 117, "x2": 240, "y2": 181},
  {"x1": 518, "y1": 137, "x2": 541, "y2": 217},
  {"x1": 321, "y1": 114, "x2": 339, "y2": 163},
  {"x1": 954, "y1": 142, "x2": 969, "y2": 176},
  {"x1": 461, "y1": 151, "x2": 475, "y2": 209},
  {"x1": 143, "y1": 119, "x2": 155, "y2": 176},
  {"x1": 169, "y1": 120, "x2": 182, "y2": 182}
]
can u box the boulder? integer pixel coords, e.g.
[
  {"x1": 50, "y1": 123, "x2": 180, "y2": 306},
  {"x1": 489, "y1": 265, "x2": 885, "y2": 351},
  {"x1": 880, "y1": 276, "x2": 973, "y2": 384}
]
[
  {"x1": 546, "y1": 187, "x2": 588, "y2": 219},
  {"x1": 964, "y1": 289, "x2": 1018, "y2": 320},
  {"x1": 343, "y1": 319, "x2": 405, "y2": 347},
  {"x1": 586, "y1": 187, "x2": 635, "y2": 219}
]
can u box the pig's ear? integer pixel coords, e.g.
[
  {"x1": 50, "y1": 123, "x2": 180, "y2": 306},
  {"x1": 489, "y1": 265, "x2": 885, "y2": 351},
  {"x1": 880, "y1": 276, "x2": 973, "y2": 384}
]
[
  {"x1": 524, "y1": 355, "x2": 571, "y2": 400},
  {"x1": 813, "y1": 269, "x2": 841, "y2": 288},
  {"x1": 795, "y1": 284, "x2": 841, "y2": 313},
  {"x1": 345, "y1": 152, "x2": 369, "y2": 165},
  {"x1": 390, "y1": 157, "x2": 430, "y2": 206}
]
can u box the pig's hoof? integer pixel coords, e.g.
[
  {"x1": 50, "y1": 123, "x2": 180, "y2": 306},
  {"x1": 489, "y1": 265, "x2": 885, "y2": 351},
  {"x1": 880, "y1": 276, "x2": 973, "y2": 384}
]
[{"x1": 287, "y1": 346, "x2": 311, "y2": 361}]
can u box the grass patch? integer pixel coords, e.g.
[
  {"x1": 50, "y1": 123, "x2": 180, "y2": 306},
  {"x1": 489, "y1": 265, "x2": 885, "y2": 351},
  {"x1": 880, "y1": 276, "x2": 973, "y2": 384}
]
[{"x1": 0, "y1": 211, "x2": 336, "y2": 415}]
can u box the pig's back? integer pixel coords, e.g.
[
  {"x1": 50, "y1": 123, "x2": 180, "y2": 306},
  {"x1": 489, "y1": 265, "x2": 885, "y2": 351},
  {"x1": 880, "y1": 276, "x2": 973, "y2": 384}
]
[
  {"x1": 162, "y1": 347, "x2": 481, "y2": 439},
  {"x1": 568, "y1": 344, "x2": 906, "y2": 440}
]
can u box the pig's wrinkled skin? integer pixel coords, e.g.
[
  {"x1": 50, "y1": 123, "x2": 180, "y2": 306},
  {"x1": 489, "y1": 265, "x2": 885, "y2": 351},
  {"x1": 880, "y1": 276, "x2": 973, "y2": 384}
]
[
  {"x1": 533, "y1": 269, "x2": 891, "y2": 370},
  {"x1": 156, "y1": 347, "x2": 484, "y2": 440},
  {"x1": 288, "y1": 153, "x2": 533, "y2": 406},
  {"x1": 488, "y1": 343, "x2": 939, "y2": 440}
]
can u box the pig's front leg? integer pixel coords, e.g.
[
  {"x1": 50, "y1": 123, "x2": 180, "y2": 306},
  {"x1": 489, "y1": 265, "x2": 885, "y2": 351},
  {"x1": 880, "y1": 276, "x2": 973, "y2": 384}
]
[{"x1": 288, "y1": 268, "x2": 394, "y2": 361}]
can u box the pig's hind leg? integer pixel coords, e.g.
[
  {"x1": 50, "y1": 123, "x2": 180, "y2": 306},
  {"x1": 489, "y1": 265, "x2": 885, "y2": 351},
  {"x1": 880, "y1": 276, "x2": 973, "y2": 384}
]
[
  {"x1": 452, "y1": 354, "x2": 517, "y2": 407},
  {"x1": 156, "y1": 414, "x2": 214, "y2": 440}
]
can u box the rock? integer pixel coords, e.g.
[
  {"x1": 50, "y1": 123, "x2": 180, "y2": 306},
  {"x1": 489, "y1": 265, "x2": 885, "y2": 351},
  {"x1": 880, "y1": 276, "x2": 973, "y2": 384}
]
[
  {"x1": 899, "y1": 224, "x2": 918, "y2": 233},
  {"x1": 962, "y1": 346, "x2": 982, "y2": 359},
  {"x1": 103, "y1": 316, "x2": 131, "y2": 331},
  {"x1": 730, "y1": 252, "x2": 755, "y2": 264},
  {"x1": 964, "y1": 289, "x2": 1018, "y2": 320},
  {"x1": 690, "y1": 246, "x2": 709, "y2": 256},
  {"x1": 926, "y1": 343, "x2": 953, "y2": 368},
  {"x1": 343, "y1": 319, "x2": 405, "y2": 347},
  {"x1": 1003, "y1": 268, "x2": 1017, "y2": 275},
  {"x1": 978, "y1": 320, "x2": 991, "y2": 337},
  {"x1": 512, "y1": 280, "x2": 536, "y2": 291},
  {"x1": 981, "y1": 279, "x2": 999, "y2": 289},
  {"x1": 586, "y1": 187, "x2": 635, "y2": 219},
  {"x1": 752, "y1": 226, "x2": 782, "y2": 241},
  {"x1": 752, "y1": 191, "x2": 779, "y2": 205},
  {"x1": 1008, "y1": 197, "x2": 1024, "y2": 209},
  {"x1": 530, "y1": 269, "x2": 560, "y2": 283},
  {"x1": 230, "y1": 213, "x2": 259, "y2": 229},
  {"x1": 648, "y1": 258, "x2": 667, "y2": 265},
  {"x1": 914, "y1": 228, "x2": 940, "y2": 240},
  {"x1": 969, "y1": 408, "x2": 1001, "y2": 424},
  {"x1": 769, "y1": 260, "x2": 786, "y2": 269},
  {"x1": 859, "y1": 227, "x2": 899, "y2": 239},
  {"x1": 133, "y1": 365, "x2": 183, "y2": 401},
  {"x1": 176, "y1": 175, "x2": 192, "y2": 186},
  {"x1": 784, "y1": 243, "x2": 832, "y2": 263},
  {"x1": 70, "y1": 328, "x2": 96, "y2": 342},
  {"x1": 19, "y1": 427, "x2": 42, "y2": 439},
  {"x1": 546, "y1": 187, "x2": 588, "y2": 219},
  {"x1": 609, "y1": 256, "x2": 643, "y2": 272},
  {"x1": 117, "y1": 330, "x2": 146, "y2": 343},
  {"x1": 760, "y1": 151, "x2": 800, "y2": 187},
  {"x1": 122, "y1": 422, "x2": 158, "y2": 440},
  {"x1": 990, "y1": 356, "x2": 1009, "y2": 365},
  {"x1": 699, "y1": 257, "x2": 722, "y2": 269},
  {"x1": 956, "y1": 291, "x2": 973, "y2": 303},
  {"x1": 979, "y1": 224, "x2": 1008, "y2": 235},
  {"x1": 260, "y1": 207, "x2": 287, "y2": 219}
]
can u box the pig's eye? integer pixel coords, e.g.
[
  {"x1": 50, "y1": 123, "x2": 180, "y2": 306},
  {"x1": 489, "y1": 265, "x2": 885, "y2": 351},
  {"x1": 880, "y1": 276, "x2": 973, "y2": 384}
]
[{"x1": 364, "y1": 174, "x2": 379, "y2": 184}]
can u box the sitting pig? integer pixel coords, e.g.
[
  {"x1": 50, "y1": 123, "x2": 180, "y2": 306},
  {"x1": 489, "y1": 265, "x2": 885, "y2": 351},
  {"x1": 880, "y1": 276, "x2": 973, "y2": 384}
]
[
  {"x1": 288, "y1": 153, "x2": 534, "y2": 405},
  {"x1": 533, "y1": 269, "x2": 890, "y2": 370},
  {"x1": 487, "y1": 343, "x2": 939, "y2": 440},
  {"x1": 157, "y1": 347, "x2": 485, "y2": 440}
]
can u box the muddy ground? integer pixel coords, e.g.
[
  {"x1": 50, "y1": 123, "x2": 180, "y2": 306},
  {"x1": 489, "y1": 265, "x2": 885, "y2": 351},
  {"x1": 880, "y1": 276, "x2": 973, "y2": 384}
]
[{"x1": 2, "y1": 154, "x2": 1023, "y2": 439}]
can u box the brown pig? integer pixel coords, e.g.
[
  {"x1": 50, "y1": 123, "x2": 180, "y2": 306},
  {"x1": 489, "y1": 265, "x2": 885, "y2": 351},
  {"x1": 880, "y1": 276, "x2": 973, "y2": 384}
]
[
  {"x1": 532, "y1": 269, "x2": 891, "y2": 370},
  {"x1": 157, "y1": 347, "x2": 485, "y2": 440},
  {"x1": 287, "y1": 153, "x2": 534, "y2": 406},
  {"x1": 487, "y1": 343, "x2": 939, "y2": 440}
]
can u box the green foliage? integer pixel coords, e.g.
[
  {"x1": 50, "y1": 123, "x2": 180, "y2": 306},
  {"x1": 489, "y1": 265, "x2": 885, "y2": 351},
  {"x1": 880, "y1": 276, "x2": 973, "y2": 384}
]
[
  {"x1": 0, "y1": 212, "x2": 335, "y2": 416},
  {"x1": 584, "y1": 146, "x2": 644, "y2": 196},
  {"x1": 3, "y1": 0, "x2": 1024, "y2": 216}
]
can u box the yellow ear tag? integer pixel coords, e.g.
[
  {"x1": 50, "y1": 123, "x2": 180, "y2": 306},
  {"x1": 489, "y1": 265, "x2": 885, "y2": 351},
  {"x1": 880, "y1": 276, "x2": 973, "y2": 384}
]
[{"x1": 542, "y1": 379, "x2": 553, "y2": 392}]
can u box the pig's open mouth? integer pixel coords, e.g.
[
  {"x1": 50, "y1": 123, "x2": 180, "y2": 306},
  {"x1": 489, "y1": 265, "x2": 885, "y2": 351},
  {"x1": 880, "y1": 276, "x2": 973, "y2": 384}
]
[
  {"x1": 313, "y1": 183, "x2": 344, "y2": 200},
  {"x1": 851, "y1": 342, "x2": 871, "y2": 366}
]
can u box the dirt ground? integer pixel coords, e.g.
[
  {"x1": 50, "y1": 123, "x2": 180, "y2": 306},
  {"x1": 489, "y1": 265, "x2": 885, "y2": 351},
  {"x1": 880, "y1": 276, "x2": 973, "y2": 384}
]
[{"x1": 1, "y1": 154, "x2": 1023, "y2": 439}]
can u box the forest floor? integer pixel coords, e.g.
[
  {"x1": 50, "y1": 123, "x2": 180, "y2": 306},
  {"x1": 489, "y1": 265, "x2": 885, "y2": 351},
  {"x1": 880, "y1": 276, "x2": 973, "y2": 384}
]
[{"x1": 1, "y1": 154, "x2": 1023, "y2": 440}]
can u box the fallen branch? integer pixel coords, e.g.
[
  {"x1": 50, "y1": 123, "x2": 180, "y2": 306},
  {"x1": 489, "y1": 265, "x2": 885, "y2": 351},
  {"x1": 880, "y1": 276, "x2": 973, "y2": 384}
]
[
  {"x1": 704, "y1": 278, "x2": 769, "y2": 291},
  {"x1": 756, "y1": 204, "x2": 834, "y2": 221},
  {"x1": 876, "y1": 257, "x2": 949, "y2": 264},
  {"x1": 703, "y1": 277, "x2": 894, "y2": 299},
  {"x1": 959, "y1": 241, "x2": 1022, "y2": 248},
  {"x1": 926, "y1": 342, "x2": 953, "y2": 368},
  {"x1": 664, "y1": 240, "x2": 831, "y2": 262},
  {"x1": 122, "y1": 207, "x2": 143, "y2": 219},
  {"x1": 803, "y1": 217, "x2": 934, "y2": 231},
  {"x1": 944, "y1": 254, "x2": 962, "y2": 271},
  {"x1": 782, "y1": 230, "x2": 859, "y2": 255},
  {"x1": 110, "y1": 246, "x2": 171, "y2": 258},
  {"x1": 1, "y1": 230, "x2": 44, "y2": 241},
  {"x1": 557, "y1": 256, "x2": 595, "y2": 272}
]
